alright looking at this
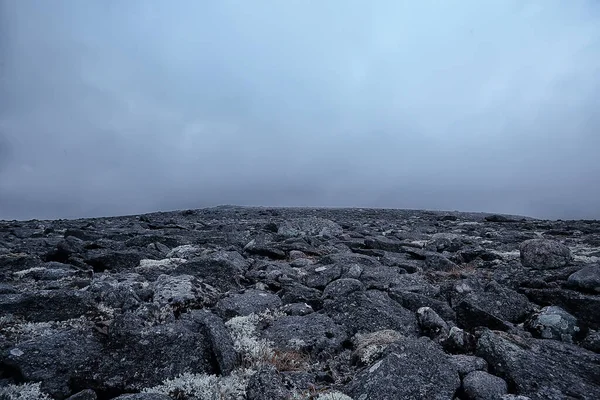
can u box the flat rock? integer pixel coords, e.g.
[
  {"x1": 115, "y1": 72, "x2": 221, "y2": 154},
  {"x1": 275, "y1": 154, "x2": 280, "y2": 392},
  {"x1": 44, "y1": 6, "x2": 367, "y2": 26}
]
[{"x1": 215, "y1": 289, "x2": 282, "y2": 319}]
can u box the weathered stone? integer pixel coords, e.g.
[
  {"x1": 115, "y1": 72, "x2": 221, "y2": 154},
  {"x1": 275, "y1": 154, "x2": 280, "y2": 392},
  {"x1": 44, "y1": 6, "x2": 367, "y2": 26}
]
[
  {"x1": 519, "y1": 239, "x2": 572, "y2": 269},
  {"x1": 416, "y1": 306, "x2": 449, "y2": 338},
  {"x1": 323, "y1": 290, "x2": 418, "y2": 336},
  {"x1": 463, "y1": 370, "x2": 508, "y2": 400},
  {"x1": 567, "y1": 264, "x2": 600, "y2": 293},
  {"x1": 449, "y1": 354, "x2": 488, "y2": 377},
  {"x1": 476, "y1": 329, "x2": 600, "y2": 399},
  {"x1": 216, "y1": 289, "x2": 282, "y2": 319},
  {"x1": 345, "y1": 337, "x2": 461, "y2": 400},
  {"x1": 524, "y1": 306, "x2": 581, "y2": 343},
  {"x1": 322, "y1": 278, "x2": 365, "y2": 299}
]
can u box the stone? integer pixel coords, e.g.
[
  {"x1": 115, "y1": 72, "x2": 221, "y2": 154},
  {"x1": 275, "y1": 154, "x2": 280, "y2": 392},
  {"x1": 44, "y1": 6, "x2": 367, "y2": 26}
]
[
  {"x1": 322, "y1": 278, "x2": 365, "y2": 299},
  {"x1": 519, "y1": 239, "x2": 572, "y2": 269},
  {"x1": 215, "y1": 289, "x2": 282, "y2": 319},
  {"x1": 524, "y1": 306, "x2": 581, "y2": 343},
  {"x1": 416, "y1": 306, "x2": 449, "y2": 338},
  {"x1": 345, "y1": 337, "x2": 461, "y2": 400},
  {"x1": 261, "y1": 313, "x2": 347, "y2": 359},
  {"x1": 246, "y1": 366, "x2": 292, "y2": 400},
  {"x1": 449, "y1": 354, "x2": 488, "y2": 378},
  {"x1": 476, "y1": 329, "x2": 600, "y2": 399},
  {"x1": 463, "y1": 370, "x2": 508, "y2": 400},
  {"x1": 323, "y1": 289, "x2": 418, "y2": 336},
  {"x1": 567, "y1": 264, "x2": 600, "y2": 293}
]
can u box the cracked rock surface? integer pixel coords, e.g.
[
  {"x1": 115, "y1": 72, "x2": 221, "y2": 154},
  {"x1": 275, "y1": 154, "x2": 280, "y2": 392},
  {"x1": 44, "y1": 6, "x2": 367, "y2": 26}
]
[{"x1": 1, "y1": 206, "x2": 599, "y2": 399}]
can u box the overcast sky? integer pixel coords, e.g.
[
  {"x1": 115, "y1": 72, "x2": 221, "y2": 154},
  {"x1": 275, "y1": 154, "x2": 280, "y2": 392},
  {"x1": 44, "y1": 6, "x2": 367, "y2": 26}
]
[{"x1": 1, "y1": 0, "x2": 599, "y2": 221}]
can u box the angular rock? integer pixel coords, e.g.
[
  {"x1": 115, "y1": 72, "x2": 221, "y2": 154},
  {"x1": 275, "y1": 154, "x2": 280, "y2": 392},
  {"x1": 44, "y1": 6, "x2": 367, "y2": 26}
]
[
  {"x1": 389, "y1": 289, "x2": 456, "y2": 321},
  {"x1": 280, "y1": 302, "x2": 314, "y2": 316},
  {"x1": 520, "y1": 287, "x2": 600, "y2": 330},
  {"x1": 476, "y1": 329, "x2": 600, "y2": 399},
  {"x1": 424, "y1": 252, "x2": 458, "y2": 271},
  {"x1": 301, "y1": 263, "x2": 343, "y2": 290},
  {"x1": 279, "y1": 282, "x2": 323, "y2": 310},
  {"x1": 215, "y1": 289, "x2": 282, "y2": 319},
  {"x1": 449, "y1": 354, "x2": 488, "y2": 378},
  {"x1": 463, "y1": 370, "x2": 508, "y2": 400},
  {"x1": 261, "y1": 313, "x2": 347, "y2": 359},
  {"x1": 323, "y1": 290, "x2": 418, "y2": 336},
  {"x1": 345, "y1": 337, "x2": 461, "y2": 400},
  {"x1": 66, "y1": 389, "x2": 97, "y2": 400},
  {"x1": 358, "y1": 265, "x2": 406, "y2": 290},
  {"x1": 519, "y1": 239, "x2": 571, "y2": 269},
  {"x1": 416, "y1": 306, "x2": 449, "y2": 338},
  {"x1": 84, "y1": 250, "x2": 145, "y2": 273},
  {"x1": 245, "y1": 366, "x2": 292, "y2": 400},
  {"x1": 582, "y1": 330, "x2": 600, "y2": 353},
  {"x1": 175, "y1": 251, "x2": 249, "y2": 291},
  {"x1": 0, "y1": 290, "x2": 96, "y2": 322},
  {"x1": 455, "y1": 299, "x2": 513, "y2": 332},
  {"x1": 322, "y1": 278, "x2": 365, "y2": 300}
]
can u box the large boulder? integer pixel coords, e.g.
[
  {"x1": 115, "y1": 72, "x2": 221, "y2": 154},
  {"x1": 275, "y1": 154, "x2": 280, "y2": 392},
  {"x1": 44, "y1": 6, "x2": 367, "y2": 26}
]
[
  {"x1": 345, "y1": 337, "x2": 461, "y2": 400},
  {"x1": 476, "y1": 329, "x2": 600, "y2": 399},
  {"x1": 519, "y1": 239, "x2": 571, "y2": 270}
]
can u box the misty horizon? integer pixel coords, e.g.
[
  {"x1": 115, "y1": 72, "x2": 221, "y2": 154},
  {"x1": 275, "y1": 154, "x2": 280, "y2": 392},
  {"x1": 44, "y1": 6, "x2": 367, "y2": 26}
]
[{"x1": 1, "y1": 0, "x2": 599, "y2": 221}]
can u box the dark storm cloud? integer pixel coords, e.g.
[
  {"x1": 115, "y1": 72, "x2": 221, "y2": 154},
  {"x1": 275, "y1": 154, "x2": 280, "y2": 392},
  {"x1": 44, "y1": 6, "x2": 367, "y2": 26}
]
[{"x1": 1, "y1": 0, "x2": 599, "y2": 220}]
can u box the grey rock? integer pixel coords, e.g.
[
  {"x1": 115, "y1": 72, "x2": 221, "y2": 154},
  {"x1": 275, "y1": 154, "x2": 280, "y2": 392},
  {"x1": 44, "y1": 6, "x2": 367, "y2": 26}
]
[
  {"x1": 463, "y1": 370, "x2": 508, "y2": 400},
  {"x1": 84, "y1": 250, "x2": 145, "y2": 273},
  {"x1": 323, "y1": 289, "x2": 419, "y2": 336},
  {"x1": 181, "y1": 310, "x2": 237, "y2": 375},
  {"x1": 246, "y1": 366, "x2": 292, "y2": 400},
  {"x1": 455, "y1": 299, "x2": 513, "y2": 332},
  {"x1": 358, "y1": 265, "x2": 406, "y2": 290},
  {"x1": 66, "y1": 389, "x2": 97, "y2": 400},
  {"x1": 443, "y1": 326, "x2": 477, "y2": 354},
  {"x1": 449, "y1": 354, "x2": 488, "y2": 378},
  {"x1": 425, "y1": 252, "x2": 459, "y2": 271},
  {"x1": 111, "y1": 395, "x2": 171, "y2": 400},
  {"x1": 389, "y1": 289, "x2": 456, "y2": 321},
  {"x1": 176, "y1": 250, "x2": 249, "y2": 291},
  {"x1": 302, "y1": 263, "x2": 343, "y2": 290},
  {"x1": 582, "y1": 329, "x2": 600, "y2": 353},
  {"x1": 524, "y1": 306, "x2": 580, "y2": 343},
  {"x1": 277, "y1": 217, "x2": 343, "y2": 238},
  {"x1": 416, "y1": 306, "x2": 449, "y2": 338},
  {"x1": 322, "y1": 278, "x2": 365, "y2": 299},
  {"x1": 281, "y1": 302, "x2": 314, "y2": 316},
  {"x1": 567, "y1": 264, "x2": 600, "y2": 293},
  {"x1": 0, "y1": 290, "x2": 96, "y2": 322},
  {"x1": 279, "y1": 282, "x2": 323, "y2": 310},
  {"x1": 476, "y1": 329, "x2": 600, "y2": 399},
  {"x1": 520, "y1": 287, "x2": 600, "y2": 330},
  {"x1": 346, "y1": 337, "x2": 461, "y2": 400},
  {"x1": 425, "y1": 233, "x2": 465, "y2": 253},
  {"x1": 262, "y1": 313, "x2": 347, "y2": 359},
  {"x1": 520, "y1": 239, "x2": 572, "y2": 269},
  {"x1": 2, "y1": 329, "x2": 103, "y2": 398},
  {"x1": 215, "y1": 289, "x2": 282, "y2": 319}
]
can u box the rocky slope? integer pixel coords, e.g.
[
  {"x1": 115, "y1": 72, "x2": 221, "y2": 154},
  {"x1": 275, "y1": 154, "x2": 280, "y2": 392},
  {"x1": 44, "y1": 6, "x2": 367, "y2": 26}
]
[{"x1": 0, "y1": 206, "x2": 599, "y2": 400}]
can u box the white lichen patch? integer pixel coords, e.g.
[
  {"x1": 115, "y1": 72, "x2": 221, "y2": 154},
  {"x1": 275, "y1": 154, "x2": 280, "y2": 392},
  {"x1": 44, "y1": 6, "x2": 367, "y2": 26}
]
[
  {"x1": 315, "y1": 391, "x2": 354, "y2": 400},
  {"x1": 142, "y1": 369, "x2": 255, "y2": 400},
  {"x1": 224, "y1": 309, "x2": 285, "y2": 367},
  {"x1": 0, "y1": 382, "x2": 53, "y2": 400},
  {"x1": 13, "y1": 267, "x2": 46, "y2": 278},
  {"x1": 167, "y1": 245, "x2": 203, "y2": 259},
  {"x1": 137, "y1": 258, "x2": 187, "y2": 271},
  {"x1": 352, "y1": 329, "x2": 403, "y2": 365}
]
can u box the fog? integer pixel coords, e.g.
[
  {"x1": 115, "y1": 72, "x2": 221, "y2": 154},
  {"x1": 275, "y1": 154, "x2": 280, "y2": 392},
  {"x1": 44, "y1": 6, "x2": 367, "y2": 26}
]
[{"x1": 1, "y1": 0, "x2": 599, "y2": 221}]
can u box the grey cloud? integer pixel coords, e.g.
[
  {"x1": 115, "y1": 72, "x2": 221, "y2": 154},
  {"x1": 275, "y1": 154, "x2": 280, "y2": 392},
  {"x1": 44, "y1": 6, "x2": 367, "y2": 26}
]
[{"x1": 1, "y1": 0, "x2": 599, "y2": 220}]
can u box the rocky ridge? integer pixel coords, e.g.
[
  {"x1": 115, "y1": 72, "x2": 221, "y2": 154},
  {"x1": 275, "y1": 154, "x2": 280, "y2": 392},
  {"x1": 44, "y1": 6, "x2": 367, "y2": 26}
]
[{"x1": 0, "y1": 206, "x2": 599, "y2": 400}]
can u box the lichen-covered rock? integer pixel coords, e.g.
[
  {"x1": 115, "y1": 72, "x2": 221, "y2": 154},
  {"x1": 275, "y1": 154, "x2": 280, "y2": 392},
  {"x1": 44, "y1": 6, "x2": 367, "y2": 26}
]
[
  {"x1": 416, "y1": 306, "x2": 449, "y2": 338},
  {"x1": 524, "y1": 306, "x2": 581, "y2": 343},
  {"x1": 449, "y1": 354, "x2": 488, "y2": 378},
  {"x1": 215, "y1": 289, "x2": 282, "y2": 319},
  {"x1": 346, "y1": 337, "x2": 461, "y2": 400},
  {"x1": 323, "y1": 289, "x2": 418, "y2": 336},
  {"x1": 322, "y1": 278, "x2": 365, "y2": 299},
  {"x1": 476, "y1": 329, "x2": 600, "y2": 399},
  {"x1": 519, "y1": 239, "x2": 572, "y2": 269}
]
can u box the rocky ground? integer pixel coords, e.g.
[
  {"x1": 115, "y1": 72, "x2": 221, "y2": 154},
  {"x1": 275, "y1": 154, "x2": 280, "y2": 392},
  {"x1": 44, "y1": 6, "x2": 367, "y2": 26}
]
[{"x1": 0, "y1": 206, "x2": 599, "y2": 400}]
